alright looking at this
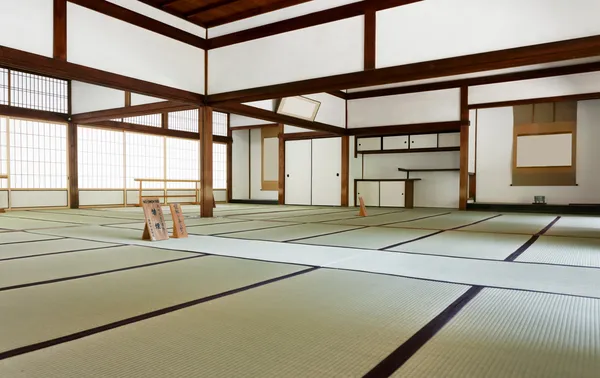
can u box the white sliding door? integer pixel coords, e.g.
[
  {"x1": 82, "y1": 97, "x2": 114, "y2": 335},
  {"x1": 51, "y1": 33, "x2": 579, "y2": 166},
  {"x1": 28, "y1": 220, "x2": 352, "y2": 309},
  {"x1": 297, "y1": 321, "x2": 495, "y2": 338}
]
[
  {"x1": 285, "y1": 140, "x2": 312, "y2": 205},
  {"x1": 311, "y1": 137, "x2": 341, "y2": 206}
]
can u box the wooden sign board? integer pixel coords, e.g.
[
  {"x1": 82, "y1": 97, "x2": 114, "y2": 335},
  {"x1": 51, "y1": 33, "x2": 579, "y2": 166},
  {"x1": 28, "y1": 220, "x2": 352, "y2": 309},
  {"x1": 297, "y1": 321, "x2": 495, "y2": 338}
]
[
  {"x1": 358, "y1": 196, "x2": 368, "y2": 217},
  {"x1": 142, "y1": 198, "x2": 169, "y2": 241},
  {"x1": 169, "y1": 203, "x2": 188, "y2": 238}
]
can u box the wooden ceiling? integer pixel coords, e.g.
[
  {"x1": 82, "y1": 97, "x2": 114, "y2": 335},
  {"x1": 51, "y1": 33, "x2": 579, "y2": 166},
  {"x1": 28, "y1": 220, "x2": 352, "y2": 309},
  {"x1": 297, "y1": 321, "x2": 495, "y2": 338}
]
[{"x1": 140, "y1": 0, "x2": 312, "y2": 28}]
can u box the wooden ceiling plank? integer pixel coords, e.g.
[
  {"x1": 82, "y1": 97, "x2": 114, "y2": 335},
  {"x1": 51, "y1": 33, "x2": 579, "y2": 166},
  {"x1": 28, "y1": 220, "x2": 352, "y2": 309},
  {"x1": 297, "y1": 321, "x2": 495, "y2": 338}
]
[
  {"x1": 183, "y1": 0, "x2": 240, "y2": 18},
  {"x1": 207, "y1": 35, "x2": 600, "y2": 104},
  {"x1": 205, "y1": 0, "x2": 312, "y2": 27}
]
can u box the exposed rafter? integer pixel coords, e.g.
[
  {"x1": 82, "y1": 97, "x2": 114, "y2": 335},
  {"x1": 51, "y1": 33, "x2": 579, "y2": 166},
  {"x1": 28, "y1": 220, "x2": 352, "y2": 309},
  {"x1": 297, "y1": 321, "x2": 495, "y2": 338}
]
[
  {"x1": 184, "y1": 0, "x2": 239, "y2": 18},
  {"x1": 72, "y1": 101, "x2": 197, "y2": 124}
]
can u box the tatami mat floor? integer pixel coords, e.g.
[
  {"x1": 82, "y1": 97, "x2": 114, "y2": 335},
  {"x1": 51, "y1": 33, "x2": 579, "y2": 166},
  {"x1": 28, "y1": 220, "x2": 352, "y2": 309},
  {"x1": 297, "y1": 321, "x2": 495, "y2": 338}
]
[{"x1": 1, "y1": 204, "x2": 600, "y2": 377}]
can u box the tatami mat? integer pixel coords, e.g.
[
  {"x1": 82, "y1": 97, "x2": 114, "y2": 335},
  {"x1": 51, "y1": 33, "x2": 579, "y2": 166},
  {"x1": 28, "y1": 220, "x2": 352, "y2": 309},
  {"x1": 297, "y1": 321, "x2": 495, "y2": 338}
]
[
  {"x1": 186, "y1": 220, "x2": 297, "y2": 235},
  {"x1": 275, "y1": 210, "x2": 363, "y2": 223},
  {"x1": 106, "y1": 217, "x2": 242, "y2": 231},
  {"x1": 230, "y1": 208, "x2": 352, "y2": 220},
  {"x1": 0, "y1": 217, "x2": 78, "y2": 230},
  {"x1": 545, "y1": 216, "x2": 600, "y2": 239},
  {"x1": 391, "y1": 212, "x2": 500, "y2": 230},
  {"x1": 0, "y1": 231, "x2": 61, "y2": 245},
  {"x1": 5, "y1": 212, "x2": 134, "y2": 225},
  {"x1": 0, "y1": 246, "x2": 196, "y2": 289},
  {"x1": 389, "y1": 230, "x2": 531, "y2": 260},
  {"x1": 0, "y1": 256, "x2": 304, "y2": 353},
  {"x1": 394, "y1": 288, "x2": 600, "y2": 378},
  {"x1": 460, "y1": 214, "x2": 556, "y2": 235},
  {"x1": 0, "y1": 269, "x2": 468, "y2": 377},
  {"x1": 222, "y1": 223, "x2": 360, "y2": 242},
  {"x1": 518, "y1": 235, "x2": 600, "y2": 268},
  {"x1": 324, "y1": 210, "x2": 445, "y2": 226},
  {"x1": 298, "y1": 227, "x2": 437, "y2": 249},
  {"x1": 0, "y1": 239, "x2": 117, "y2": 261}
]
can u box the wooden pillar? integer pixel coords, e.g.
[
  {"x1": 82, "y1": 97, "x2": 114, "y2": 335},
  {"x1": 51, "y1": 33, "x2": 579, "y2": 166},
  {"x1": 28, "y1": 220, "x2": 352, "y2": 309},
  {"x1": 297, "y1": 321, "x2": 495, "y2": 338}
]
[
  {"x1": 364, "y1": 7, "x2": 376, "y2": 70},
  {"x1": 68, "y1": 122, "x2": 79, "y2": 209},
  {"x1": 226, "y1": 115, "x2": 233, "y2": 202},
  {"x1": 278, "y1": 123, "x2": 285, "y2": 205},
  {"x1": 341, "y1": 135, "x2": 349, "y2": 206},
  {"x1": 459, "y1": 86, "x2": 469, "y2": 210},
  {"x1": 53, "y1": 0, "x2": 67, "y2": 60},
  {"x1": 200, "y1": 107, "x2": 213, "y2": 217}
]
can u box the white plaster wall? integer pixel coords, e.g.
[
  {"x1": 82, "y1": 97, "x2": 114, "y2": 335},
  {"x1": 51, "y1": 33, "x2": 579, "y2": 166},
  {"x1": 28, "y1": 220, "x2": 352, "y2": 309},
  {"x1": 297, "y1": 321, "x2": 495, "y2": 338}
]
[
  {"x1": 71, "y1": 82, "x2": 125, "y2": 114},
  {"x1": 475, "y1": 100, "x2": 600, "y2": 204},
  {"x1": 230, "y1": 115, "x2": 271, "y2": 127},
  {"x1": 0, "y1": 0, "x2": 53, "y2": 57},
  {"x1": 209, "y1": 17, "x2": 363, "y2": 94},
  {"x1": 68, "y1": 3, "x2": 204, "y2": 94},
  {"x1": 304, "y1": 93, "x2": 346, "y2": 128},
  {"x1": 232, "y1": 129, "x2": 250, "y2": 200},
  {"x1": 348, "y1": 89, "x2": 460, "y2": 128},
  {"x1": 131, "y1": 93, "x2": 165, "y2": 106},
  {"x1": 250, "y1": 129, "x2": 278, "y2": 200},
  {"x1": 377, "y1": 0, "x2": 600, "y2": 68}
]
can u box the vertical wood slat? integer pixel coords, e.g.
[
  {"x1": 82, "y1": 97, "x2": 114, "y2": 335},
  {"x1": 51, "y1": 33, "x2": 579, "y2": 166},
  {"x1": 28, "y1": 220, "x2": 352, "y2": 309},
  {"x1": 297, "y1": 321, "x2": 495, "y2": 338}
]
[
  {"x1": 341, "y1": 135, "x2": 349, "y2": 206},
  {"x1": 200, "y1": 107, "x2": 213, "y2": 217},
  {"x1": 459, "y1": 86, "x2": 469, "y2": 210},
  {"x1": 226, "y1": 114, "x2": 233, "y2": 202},
  {"x1": 364, "y1": 7, "x2": 376, "y2": 70},
  {"x1": 68, "y1": 122, "x2": 79, "y2": 208},
  {"x1": 278, "y1": 123, "x2": 285, "y2": 205},
  {"x1": 53, "y1": 0, "x2": 67, "y2": 61}
]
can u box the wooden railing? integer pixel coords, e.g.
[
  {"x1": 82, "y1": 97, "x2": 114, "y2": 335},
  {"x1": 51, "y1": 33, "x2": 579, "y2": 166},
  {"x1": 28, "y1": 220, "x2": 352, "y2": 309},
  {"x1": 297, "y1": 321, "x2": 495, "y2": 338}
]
[{"x1": 134, "y1": 178, "x2": 201, "y2": 207}]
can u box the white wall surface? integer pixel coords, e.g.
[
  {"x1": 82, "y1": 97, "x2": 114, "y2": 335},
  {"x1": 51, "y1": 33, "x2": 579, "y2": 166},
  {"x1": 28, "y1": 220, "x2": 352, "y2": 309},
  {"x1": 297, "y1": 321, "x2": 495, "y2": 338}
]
[
  {"x1": 377, "y1": 0, "x2": 600, "y2": 68},
  {"x1": 209, "y1": 17, "x2": 363, "y2": 94},
  {"x1": 245, "y1": 100, "x2": 275, "y2": 111},
  {"x1": 230, "y1": 115, "x2": 271, "y2": 127},
  {"x1": 80, "y1": 191, "x2": 124, "y2": 206},
  {"x1": 0, "y1": 0, "x2": 53, "y2": 57},
  {"x1": 68, "y1": 3, "x2": 205, "y2": 94},
  {"x1": 468, "y1": 109, "x2": 477, "y2": 173},
  {"x1": 476, "y1": 100, "x2": 600, "y2": 204},
  {"x1": 0, "y1": 191, "x2": 8, "y2": 209},
  {"x1": 131, "y1": 93, "x2": 165, "y2": 106},
  {"x1": 71, "y1": 81, "x2": 125, "y2": 114},
  {"x1": 348, "y1": 89, "x2": 460, "y2": 128},
  {"x1": 209, "y1": 0, "x2": 361, "y2": 37},
  {"x1": 469, "y1": 71, "x2": 600, "y2": 105},
  {"x1": 232, "y1": 129, "x2": 250, "y2": 200},
  {"x1": 363, "y1": 152, "x2": 460, "y2": 208},
  {"x1": 11, "y1": 191, "x2": 68, "y2": 208},
  {"x1": 250, "y1": 129, "x2": 278, "y2": 200},
  {"x1": 304, "y1": 93, "x2": 346, "y2": 128},
  {"x1": 284, "y1": 125, "x2": 313, "y2": 133},
  {"x1": 107, "y1": 0, "x2": 205, "y2": 37}
]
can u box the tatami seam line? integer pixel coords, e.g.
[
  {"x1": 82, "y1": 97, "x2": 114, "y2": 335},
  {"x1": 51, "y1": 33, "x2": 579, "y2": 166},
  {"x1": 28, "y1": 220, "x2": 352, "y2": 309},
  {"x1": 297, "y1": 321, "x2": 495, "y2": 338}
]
[{"x1": 0, "y1": 244, "x2": 122, "y2": 263}]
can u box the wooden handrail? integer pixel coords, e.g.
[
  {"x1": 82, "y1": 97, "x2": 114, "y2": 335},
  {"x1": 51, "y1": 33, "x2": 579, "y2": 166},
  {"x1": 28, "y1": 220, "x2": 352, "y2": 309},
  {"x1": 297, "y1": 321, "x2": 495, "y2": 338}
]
[
  {"x1": 134, "y1": 178, "x2": 201, "y2": 183},
  {"x1": 136, "y1": 178, "x2": 201, "y2": 206}
]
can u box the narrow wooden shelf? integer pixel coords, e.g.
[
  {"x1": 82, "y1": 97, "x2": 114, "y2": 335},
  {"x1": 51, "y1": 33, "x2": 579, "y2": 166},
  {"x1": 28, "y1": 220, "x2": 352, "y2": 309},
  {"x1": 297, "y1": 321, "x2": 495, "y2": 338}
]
[
  {"x1": 356, "y1": 178, "x2": 422, "y2": 182},
  {"x1": 358, "y1": 147, "x2": 460, "y2": 155},
  {"x1": 398, "y1": 168, "x2": 460, "y2": 172}
]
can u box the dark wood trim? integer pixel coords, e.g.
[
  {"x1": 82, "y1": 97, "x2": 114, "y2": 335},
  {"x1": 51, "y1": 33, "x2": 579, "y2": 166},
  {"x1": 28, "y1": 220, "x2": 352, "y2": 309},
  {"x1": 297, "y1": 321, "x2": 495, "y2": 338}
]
[
  {"x1": 341, "y1": 135, "x2": 349, "y2": 207},
  {"x1": 327, "y1": 91, "x2": 348, "y2": 100},
  {"x1": 459, "y1": 86, "x2": 469, "y2": 211},
  {"x1": 208, "y1": 0, "x2": 421, "y2": 48},
  {"x1": 349, "y1": 121, "x2": 464, "y2": 137},
  {"x1": 68, "y1": 123, "x2": 79, "y2": 209},
  {"x1": 53, "y1": 0, "x2": 67, "y2": 61},
  {"x1": 0, "y1": 105, "x2": 68, "y2": 123},
  {"x1": 205, "y1": 0, "x2": 313, "y2": 28},
  {"x1": 398, "y1": 167, "x2": 460, "y2": 172},
  {"x1": 67, "y1": 80, "x2": 72, "y2": 116},
  {"x1": 135, "y1": 0, "x2": 207, "y2": 28},
  {"x1": 281, "y1": 131, "x2": 339, "y2": 141},
  {"x1": 347, "y1": 61, "x2": 600, "y2": 100},
  {"x1": 86, "y1": 120, "x2": 230, "y2": 143},
  {"x1": 226, "y1": 115, "x2": 233, "y2": 203},
  {"x1": 200, "y1": 107, "x2": 214, "y2": 217},
  {"x1": 72, "y1": 101, "x2": 197, "y2": 124},
  {"x1": 364, "y1": 7, "x2": 376, "y2": 70},
  {"x1": 0, "y1": 46, "x2": 204, "y2": 104},
  {"x1": 67, "y1": 0, "x2": 207, "y2": 49},
  {"x1": 207, "y1": 35, "x2": 600, "y2": 104},
  {"x1": 359, "y1": 146, "x2": 460, "y2": 155},
  {"x1": 215, "y1": 102, "x2": 346, "y2": 135},
  {"x1": 183, "y1": 0, "x2": 238, "y2": 18},
  {"x1": 469, "y1": 92, "x2": 600, "y2": 109},
  {"x1": 161, "y1": 112, "x2": 168, "y2": 129},
  {"x1": 278, "y1": 123, "x2": 285, "y2": 205},
  {"x1": 230, "y1": 124, "x2": 278, "y2": 130}
]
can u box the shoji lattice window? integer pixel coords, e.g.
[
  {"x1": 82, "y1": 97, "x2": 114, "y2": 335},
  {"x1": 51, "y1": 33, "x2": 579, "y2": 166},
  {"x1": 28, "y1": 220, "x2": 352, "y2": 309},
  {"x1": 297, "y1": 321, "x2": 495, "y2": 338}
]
[
  {"x1": 213, "y1": 112, "x2": 228, "y2": 136},
  {"x1": 123, "y1": 114, "x2": 162, "y2": 128},
  {"x1": 168, "y1": 109, "x2": 198, "y2": 132},
  {"x1": 0, "y1": 69, "x2": 8, "y2": 105},
  {"x1": 78, "y1": 127, "x2": 124, "y2": 189},
  {"x1": 166, "y1": 137, "x2": 199, "y2": 189},
  {"x1": 0, "y1": 118, "x2": 7, "y2": 189},
  {"x1": 9, "y1": 70, "x2": 68, "y2": 113},
  {"x1": 125, "y1": 132, "x2": 164, "y2": 189},
  {"x1": 9, "y1": 119, "x2": 67, "y2": 189},
  {"x1": 213, "y1": 143, "x2": 227, "y2": 189}
]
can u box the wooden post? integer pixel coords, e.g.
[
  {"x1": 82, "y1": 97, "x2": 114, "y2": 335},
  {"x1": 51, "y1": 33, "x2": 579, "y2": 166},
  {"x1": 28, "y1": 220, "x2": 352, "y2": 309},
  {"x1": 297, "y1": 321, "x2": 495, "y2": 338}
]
[
  {"x1": 139, "y1": 180, "x2": 143, "y2": 207},
  {"x1": 459, "y1": 86, "x2": 470, "y2": 210},
  {"x1": 278, "y1": 123, "x2": 285, "y2": 205},
  {"x1": 226, "y1": 114, "x2": 233, "y2": 203},
  {"x1": 53, "y1": 0, "x2": 67, "y2": 61},
  {"x1": 68, "y1": 122, "x2": 79, "y2": 209},
  {"x1": 200, "y1": 107, "x2": 214, "y2": 217},
  {"x1": 341, "y1": 135, "x2": 349, "y2": 207}
]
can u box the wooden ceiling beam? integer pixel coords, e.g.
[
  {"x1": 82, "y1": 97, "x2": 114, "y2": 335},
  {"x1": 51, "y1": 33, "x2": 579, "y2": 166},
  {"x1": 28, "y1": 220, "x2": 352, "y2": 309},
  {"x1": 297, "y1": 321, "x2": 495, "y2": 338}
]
[
  {"x1": 205, "y1": 0, "x2": 313, "y2": 28},
  {"x1": 72, "y1": 101, "x2": 197, "y2": 124},
  {"x1": 183, "y1": 0, "x2": 239, "y2": 18},
  {"x1": 87, "y1": 120, "x2": 231, "y2": 143},
  {"x1": 207, "y1": 35, "x2": 600, "y2": 104},
  {"x1": 68, "y1": 0, "x2": 207, "y2": 49},
  {"x1": 0, "y1": 46, "x2": 204, "y2": 105},
  {"x1": 216, "y1": 102, "x2": 347, "y2": 135},
  {"x1": 0, "y1": 105, "x2": 69, "y2": 123},
  {"x1": 348, "y1": 121, "x2": 466, "y2": 137}
]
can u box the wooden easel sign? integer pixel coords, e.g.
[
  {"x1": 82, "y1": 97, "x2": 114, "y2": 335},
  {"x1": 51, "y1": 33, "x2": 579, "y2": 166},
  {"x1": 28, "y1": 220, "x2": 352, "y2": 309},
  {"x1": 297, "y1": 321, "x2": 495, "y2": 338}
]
[
  {"x1": 169, "y1": 203, "x2": 188, "y2": 238},
  {"x1": 142, "y1": 198, "x2": 169, "y2": 241},
  {"x1": 358, "y1": 196, "x2": 368, "y2": 217}
]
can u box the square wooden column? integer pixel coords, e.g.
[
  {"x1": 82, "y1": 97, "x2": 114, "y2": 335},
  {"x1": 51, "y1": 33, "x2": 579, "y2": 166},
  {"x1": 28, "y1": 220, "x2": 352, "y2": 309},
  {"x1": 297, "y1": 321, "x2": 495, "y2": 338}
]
[
  {"x1": 278, "y1": 123, "x2": 285, "y2": 205},
  {"x1": 459, "y1": 86, "x2": 469, "y2": 210},
  {"x1": 68, "y1": 122, "x2": 79, "y2": 209},
  {"x1": 200, "y1": 107, "x2": 213, "y2": 217},
  {"x1": 341, "y1": 135, "x2": 349, "y2": 206}
]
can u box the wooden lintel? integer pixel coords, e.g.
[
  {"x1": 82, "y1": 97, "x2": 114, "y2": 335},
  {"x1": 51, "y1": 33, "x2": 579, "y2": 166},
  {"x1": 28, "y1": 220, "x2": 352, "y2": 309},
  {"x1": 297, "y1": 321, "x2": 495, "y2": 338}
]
[{"x1": 72, "y1": 101, "x2": 197, "y2": 124}]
